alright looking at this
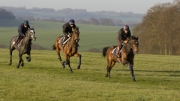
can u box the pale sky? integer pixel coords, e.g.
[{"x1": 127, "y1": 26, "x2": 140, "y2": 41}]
[{"x1": 0, "y1": 0, "x2": 173, "y2": 14}]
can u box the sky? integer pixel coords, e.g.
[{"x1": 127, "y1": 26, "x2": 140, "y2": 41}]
[{"x1": 0, "y1": 0, "x2": 174, "y2": 14}]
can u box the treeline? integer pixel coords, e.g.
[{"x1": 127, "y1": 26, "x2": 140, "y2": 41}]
[
  {"x1": 1, "y1": 6, "x2": 144, "y2": 26},
  {"x1": 0, "y1": 8, "x2": 15, "y2": 19},
  {"x1": 77, "y1": 17, "x2": 117, "y2": 26},
  {"x1": 133, "y1": 0, "x2": 180, "y2": 55}
]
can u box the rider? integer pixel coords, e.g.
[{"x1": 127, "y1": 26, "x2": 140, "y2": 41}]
[
  {"x1": 15, "y1": 20, "x2": 30, "y2": 44},
  {"x1": 61, "y1": 19, "x2": 76, "y2": 46},
  {"x1": 116, "y1": 24, "x2": 131, "y2": 57}
]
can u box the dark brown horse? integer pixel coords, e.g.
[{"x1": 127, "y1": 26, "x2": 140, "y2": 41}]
[
  {"x1": 102, "y1": 36, "x2": 139, "y2": 81},
  {"x1": 53, "y1": 27, "x2": 81, "y2": 73},
  {"x1": 9, "y1": 28, "x2": 36, "y2": 68}
]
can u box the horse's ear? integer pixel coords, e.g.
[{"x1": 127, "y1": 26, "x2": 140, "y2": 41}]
[
  {"x1": 30, "y1": 27, "x2": 34, "y2": 30},
  {"x1": 76, "y1": 26, "x2": 79, "y2": 30},
  {"x1": 131, "y1": 36, "x2": 135, "y2": 39}
]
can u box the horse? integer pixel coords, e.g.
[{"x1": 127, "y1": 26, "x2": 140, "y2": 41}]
[
  {"x1": 52, "y1": 27, "x2": 81, "y2": 73},
  {"x1": 9, "y1": 28, "x2": 36, "y2": 68},
  {"x1": 102, "y1": 36, "x2": 139, "y2": 81}
]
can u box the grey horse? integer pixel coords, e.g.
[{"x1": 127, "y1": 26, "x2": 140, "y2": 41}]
[{"x1": 9, "y1": 28, "x2": 36, "y2": 68}]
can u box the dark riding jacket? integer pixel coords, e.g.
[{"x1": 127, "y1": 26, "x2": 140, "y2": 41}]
[
  {"x1": 18, "y1": 23, "x2": 30, "y2": 36},
  {"x1": 62, "y1": 22, "x2": 76, "y2": 35},
  {"x1": 117, "y1": 28, "x2": 131, "y2": 42}
]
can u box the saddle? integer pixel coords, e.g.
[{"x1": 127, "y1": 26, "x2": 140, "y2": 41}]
[
  {"x1": 112, "y1": 44, "x2": 125, "y2": 58},
  {"x1": 14, "y1": 36, "x2": 24, "y2": 45},
  {"x1": 59, "y1": 36, "x2": 71, "y2": 46},
  {"x1": 112, "y1": 47, "x2": 120, "y2": 56}
]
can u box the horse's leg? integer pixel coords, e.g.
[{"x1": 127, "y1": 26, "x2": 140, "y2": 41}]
[
  {"x1": 105, "y1": 56, "x2": 111, "y2": 77},
  {"x1": 65, "y1": 55, "x2": 73, "y2": 73},
  {"x1": 105, "y1": 64, "x2": 111, "y2": 78},
  {"x1": 105, "y1": 59, "x2": 113, "y2": 78},
  {"x1": 129, "y1": 63, "x2": 136, "y2": 81},
  {"x1": 21, "y1": 59, "x2": 24, "y2": 67},
  {"x1": 26, "y1": 51, "x2": 31, "y2": 62},
  {"x1": 17, "y1": 53, "x2": 22, "y2": 68},
  {"x1": 9, "y1": 48, "x2": 13, "y2": 66},
  {"x1": 9, "y1": 45, "x2": 16, "y2": 65},
  {"x1": 63, "y1": 54, "x2": 73, "y2": 73},
  {"x1": 74, "y1": 53, "x2": 82, "y2": 69},
  {"x1": 64, "y1": 54, "x2": 73, "y2": 73},
  {"x1": 56, "y1": 48, "x2": 64, "y2": 68}
]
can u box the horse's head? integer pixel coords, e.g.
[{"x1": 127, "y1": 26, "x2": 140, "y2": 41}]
[
  {"x1": 128, "y1": 36, "x2": 139, "y2": 53},
  {"x1": 26, "y1": 28, "x2": 36, "y2": 41},
  {"x1": 72, "y1": 27, "x2": 80, "y2": 43}
]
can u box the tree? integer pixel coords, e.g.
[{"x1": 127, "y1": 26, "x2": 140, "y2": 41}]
[
  {"x1": 89, "y1": 17, "x2": 99, "y2": 25},
  {"x1": 98, "y1": 18, "x2": 115, "y2": 26},
  {"x1": 0, "y1": 8, "x2": 15, "y2": 19},
  {"x1": 133, "y1": 0, "x2": 180, "y2": 55}
]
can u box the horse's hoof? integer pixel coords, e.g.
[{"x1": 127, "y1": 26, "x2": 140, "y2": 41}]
[
  {"x1": 62, "y1": 64, "x2": 65, "y2": 68},
  {"x1": 9, "y1": 63, "x2": 12, "y2": 66},
  {"x1": 21, "y1": 63, "x2": 24, "y2": 67},
  {"x1": 17, "y1": 63, "x2": 20, "y2": 68},
  {"x1": 133, "y1": 79, "x2": 136, "y2": 82},
  {"x1": 105, "y1": 74, "x2": 108, "y2": 77},
  {"x1": 26, "y1": 57, "x2": 31, "y2": 62},
  {"x1": 77, "y1": 66, "x2": 80, "y2": 69},
  {"x1": 70, "y1": 70, "x2": 73, "y2": 73}
]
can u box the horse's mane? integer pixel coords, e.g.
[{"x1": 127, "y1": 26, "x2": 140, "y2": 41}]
[
  {"x1": 130, "y1": 36, "x2": 138, "y2": 40},
  {"x1": 76, "y1": 26, "x2": 79, "y2": 29},
  {"x1": 30, "y1": 28, "x2": 34, "y2": 30}
]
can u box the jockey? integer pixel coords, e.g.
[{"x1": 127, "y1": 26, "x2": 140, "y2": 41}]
[
  {"x1": 62, "y1": 19, "x2": 76, "y2": 46},
  {"x1": 116, "y1": 24, "x2": 131, "y2": 57},
  {"x1": 15, "y1": 20, "x2": 30, "y2": 44}
]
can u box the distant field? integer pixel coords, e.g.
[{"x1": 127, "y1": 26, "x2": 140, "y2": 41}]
[
  {"x1": 0, "y1": 20, "x2": 121, "y2": 52},
  {"x1": 0, "y1": 48, "x2": 179, "y2": 101}
]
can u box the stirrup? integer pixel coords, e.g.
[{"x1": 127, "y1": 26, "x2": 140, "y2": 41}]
[
  {"x1": 116, "y1": 54, "x2": 121, "y2": 58},
  {"x1": 15, "y1": 42, "x2": 18, "y2": 45},
  {"x1": 116, "y1": 55, "x2": 121, "y2": 58}
]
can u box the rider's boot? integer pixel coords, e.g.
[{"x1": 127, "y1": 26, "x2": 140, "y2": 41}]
[
  {"x1": 15, "y1": 36, "x2": 20, "y2": 45},
  {"x1": 62, "y1": 36, "x2": 67, "y2": 47},
  {"x1": 116, "y1": 45, "x2": 123, "y2": 58},
  {"x1": 116, "y1": 46, "x2": 120, "y2": 58}
]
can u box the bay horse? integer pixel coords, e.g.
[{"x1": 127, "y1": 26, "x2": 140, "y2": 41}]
[
  {"x1": 102, "y1": 36, "x2": 139, "y2": 81},
  {"x1": 9, "y1": 28, "x2": 36, "y2": 68},
  {"x1": 52, "y1": 27, "x2": 81, "y2": 73}
]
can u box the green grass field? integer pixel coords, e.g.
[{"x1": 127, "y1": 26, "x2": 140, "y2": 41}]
[
  {"x1": 0, "y1": 20, "x2": 120, "y2": 52},
  {"x1": 0, "y1": 48, "x2": 180, "y2": 101}
]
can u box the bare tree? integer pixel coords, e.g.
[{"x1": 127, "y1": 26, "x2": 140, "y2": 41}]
[{"x1": 133, "y1": 0, "x2": 180, "y2": 55}]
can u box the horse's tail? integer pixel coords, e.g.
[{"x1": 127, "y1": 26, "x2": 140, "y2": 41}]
[
  {"x1": 102, "y1": 47, "x2": 109, "y2": 57},
  {"x1": 52, "y1": 44, "x2": 56, "y2": 50}
]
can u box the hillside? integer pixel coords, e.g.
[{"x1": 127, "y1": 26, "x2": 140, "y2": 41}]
[
  {"x1": 1, "y1": 6, "x2": 144, "y2": 25},
  {"x1": 0, "y1": 20, "x2": 121, "y2": 52},
  {"x1": 0, "y1": 8, "x2": 15, "y2": 19}
]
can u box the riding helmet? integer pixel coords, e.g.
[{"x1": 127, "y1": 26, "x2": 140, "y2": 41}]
[
  {"x1": 69, "y1": 19, "x2": 75, "y2": 24},
  {"x1": 123, "y1": 25, "x2": 129, "y2": 30},
  {"x1": 24, "y1": 20, "x2": 29, "y2": 26}
]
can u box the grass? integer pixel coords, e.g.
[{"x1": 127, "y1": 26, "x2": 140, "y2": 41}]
[{"x1": 0, "y1": 48, "x2": 180, "y2": 101}]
